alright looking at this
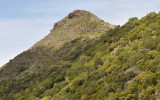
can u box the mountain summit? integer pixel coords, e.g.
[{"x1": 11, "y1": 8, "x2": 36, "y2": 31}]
[
  {"x1": 0, "y1": 10, "x2": 114, "y2": 81},
  {"x1": 32, "y1": 10, "x2": 114, "y2": 49}
]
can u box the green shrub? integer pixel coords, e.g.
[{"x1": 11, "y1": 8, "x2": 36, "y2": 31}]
[
  {"x1": 128, "y1": 72, "x2": 157, "y2": 94},
  {"x1": 126, "y1": 94, "x2": 137, "y2": 100},
  {"x1": 139, "y1": 86, "x2": 156, "y2": 100},
  {"x1": 147, "y1": 50, "x2": 159, "y2": 59}
]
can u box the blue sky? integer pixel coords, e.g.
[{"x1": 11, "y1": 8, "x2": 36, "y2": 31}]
[{"x1": 0, "y1": 0, "x2": 160, "y2": 67}]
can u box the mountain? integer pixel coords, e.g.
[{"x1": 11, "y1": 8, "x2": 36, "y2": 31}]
[
  {"x1": 0, "y1": 10, "x2": 114, "y2": 81},
  {"x1": 0, "y1": 10, "x2": 160, "y2": 100},
  {"x1": 32, "y1": 10, "x2": 114, "y2": 49}
]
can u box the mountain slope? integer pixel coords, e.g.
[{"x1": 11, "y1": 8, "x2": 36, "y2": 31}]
[
  {"x1": 0, "y1": 11, "x2": 160, "y2": 100},
  {"x1": 0, "y1": 10, "x2": 114, "y2": 81},
  {"x1": 32, "y1": 10, "x2": 114, "y2": 49}
]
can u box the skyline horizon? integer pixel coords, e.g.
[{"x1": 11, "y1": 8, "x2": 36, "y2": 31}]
[{"x1": 0, "y1": 0, "x2": 160, "y2": 67}]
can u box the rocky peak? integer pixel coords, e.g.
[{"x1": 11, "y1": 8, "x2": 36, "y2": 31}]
[
  {"x1": 53, "y1": 10, "x2": 92, "y2": 30},
  {"x1": 53, "y1": 10, "x2": 114, "y2": 31},
  {"x1": 0, "y1": 10, "x2": 114, "y2": 82},
  {"x1": 33, "y1": 10, "x2": 114, "y2": 49},
  {"x1": 68, "y1": 10, "x2": 90, "y2": 19}
]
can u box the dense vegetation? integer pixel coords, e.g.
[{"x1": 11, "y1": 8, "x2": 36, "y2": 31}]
[{"x1": 0, "y1": 11, "x2": 160, "y2": 100}]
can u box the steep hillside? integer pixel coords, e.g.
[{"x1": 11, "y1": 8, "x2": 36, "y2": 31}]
[
  {"x1": 1, "y1": 11, "x2": 160, "y2": 100},
  {"x1": 32, "y1": 10, "x2": 114, "y2": 49},
  {"x1": 0, "y1": 10, "x2": 114, "y2": 81}
]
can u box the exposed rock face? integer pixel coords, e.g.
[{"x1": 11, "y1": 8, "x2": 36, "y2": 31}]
[{"x1": 68, "y1": 10, "x2": 90, "y2": 19}]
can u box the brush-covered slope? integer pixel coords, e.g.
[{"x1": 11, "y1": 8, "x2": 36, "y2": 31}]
[
  {"x1": 0, "y1": 10, "x2": 114, "y2": 81},
  {"x1": 1, "y1": 11, "x2": 160, "y2": 100}
]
